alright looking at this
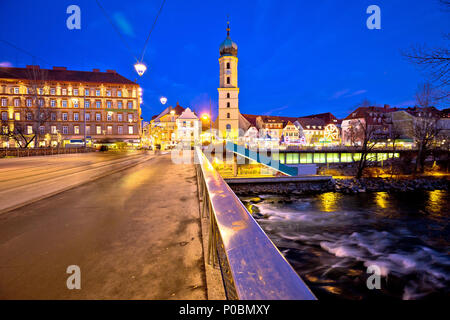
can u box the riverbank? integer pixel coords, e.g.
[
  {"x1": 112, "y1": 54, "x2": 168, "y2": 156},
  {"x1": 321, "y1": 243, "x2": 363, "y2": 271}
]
[{"x1": 228, "y1": 176, "x2": 449, "y2": 196}]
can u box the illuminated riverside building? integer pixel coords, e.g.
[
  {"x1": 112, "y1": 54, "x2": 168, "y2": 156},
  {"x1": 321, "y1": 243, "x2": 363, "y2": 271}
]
[
  {"x1": 149, "y1": 103, "x2": 185, "y2": 149},
  {"x1": 0, "y1": 66, "x2": 142, "y2": 148}
]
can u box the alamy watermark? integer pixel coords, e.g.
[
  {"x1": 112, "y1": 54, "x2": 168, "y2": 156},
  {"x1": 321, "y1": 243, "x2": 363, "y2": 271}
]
[
  {"x1": 366, "y1": 5, "x2": 381, "y2": 30},
  {"x1": 66, "y1": 265, "x2": 81, "y2": 290},
  {"x1": 66, "y1": 5, "x2": 81, "y2": 30}
]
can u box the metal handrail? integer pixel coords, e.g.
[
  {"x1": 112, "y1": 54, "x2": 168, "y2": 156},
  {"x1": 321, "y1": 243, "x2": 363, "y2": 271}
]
[{"x1": 195, "y1": 147, "x2": 316, "y2": 300}]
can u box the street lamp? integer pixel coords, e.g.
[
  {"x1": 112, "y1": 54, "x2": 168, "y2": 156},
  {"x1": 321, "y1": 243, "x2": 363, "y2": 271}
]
[
  {"x1": 134, "y1": 62, "x2": 147, "y2": 76},
  {"x1": 160, "y1": 97, "x2": 167, "y2": 105}
]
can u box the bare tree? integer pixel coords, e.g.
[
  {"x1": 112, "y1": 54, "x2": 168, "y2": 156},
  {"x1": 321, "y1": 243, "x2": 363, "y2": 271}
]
[
  {"x1": 402, "y1": 1, "x2": 449, "y2": 101},
  {"x1": 0, "y1": 66, "x2": 52, "y2": 148},
  {"x1": 26, "y1": 67, "x2": 52, "y2": 148},
  {"x1": 413, "y1": 117, "x2": 441, "y2": 173},
  {"x1": 415, "y1": 83, "x2": 442, "y2": 107},
  {"x1": 0, "y1": 120, "x2": 36, "y2": 148},
  {"x1": 344, "y1": 117, "x2": 380, "y2": 179}
]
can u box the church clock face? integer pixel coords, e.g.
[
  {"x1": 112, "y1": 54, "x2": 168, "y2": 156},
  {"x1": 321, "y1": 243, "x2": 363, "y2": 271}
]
[{"x1": 226, "y1": 70, "x2": 231, "y2": 75}]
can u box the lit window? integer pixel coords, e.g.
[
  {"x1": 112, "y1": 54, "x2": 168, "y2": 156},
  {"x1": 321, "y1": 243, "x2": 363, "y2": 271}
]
[
  {"x1": 27, "y1": 125, "x2": 33, "y2": 134},
  {"x1": 128, "y1": 126, "x2": 133, "y2": 134},
  {"x1": 74, "y1": 126, "x2": 80, "y2": 134},
  {"x1": 62, "y1": 88, "x2": 67, "y2": 95},
  {"x1": 96, "y1": 126, "x2": 101, "y2": 134},
  {"x1": 51, "y1": 126, "x2": 57, "y2": 134},
  {"x1": 15, "y1": 112, "x2": 20, "y2": 120},
  {"x1": 107, "y1": 126, "x2": 112, "y2": 134}
]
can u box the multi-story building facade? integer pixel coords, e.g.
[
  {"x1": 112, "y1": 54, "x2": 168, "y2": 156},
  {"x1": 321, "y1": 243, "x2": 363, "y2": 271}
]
[
  {"x1": 149, "y1": 103, "x2": 185, "y2": 149},
  {"x1": 0, "y1": 65, "x2": 141, "y2": 148},
  {"x1": 175, "y1": 107, "x2": 201, "y2": 145}
]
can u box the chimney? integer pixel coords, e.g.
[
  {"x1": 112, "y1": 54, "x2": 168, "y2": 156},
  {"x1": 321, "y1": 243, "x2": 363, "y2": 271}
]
[
  {"x1": 53, "y1": 66, "x2": 67, "y2": 71},
  {"x1": 92, "y1": 68, "x2": 100, "y2": 72},
  {"x1": 106, "y1": 69, "x2": 116, "y2": 74},
  {"x1": 26, "y1": 65, "x2": 40, "y2": 69}
]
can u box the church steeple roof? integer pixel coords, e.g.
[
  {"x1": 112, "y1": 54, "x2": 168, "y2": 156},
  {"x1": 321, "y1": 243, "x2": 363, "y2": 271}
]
[{"x1": 219, "y1": 19, "x2": 238, "y2": 57}]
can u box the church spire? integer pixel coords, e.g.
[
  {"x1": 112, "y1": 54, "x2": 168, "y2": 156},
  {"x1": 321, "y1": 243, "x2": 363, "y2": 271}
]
[{"x1": 226, "y1": 17, "x2": 230, "y2": 37}]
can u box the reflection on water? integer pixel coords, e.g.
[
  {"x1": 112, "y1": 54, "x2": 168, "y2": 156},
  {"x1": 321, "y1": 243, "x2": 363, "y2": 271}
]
[
  {"x1": 242, "y1": 190, "x2": 450, "y2": 300},
  {"x1": 318, "y1": 192, "x2": 342, "y2": 212},
  {"x1": 427, "y1": 190, "x2": 446, "y2": 215},
  {"x1": 375, "y1": 192, "x2": 389, "y2": 209}
]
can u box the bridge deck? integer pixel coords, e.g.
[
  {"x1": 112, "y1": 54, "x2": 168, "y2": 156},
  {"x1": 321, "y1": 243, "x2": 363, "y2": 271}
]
[{"x1": 0, "y1": 153, "x2": 209, "y2": 299}]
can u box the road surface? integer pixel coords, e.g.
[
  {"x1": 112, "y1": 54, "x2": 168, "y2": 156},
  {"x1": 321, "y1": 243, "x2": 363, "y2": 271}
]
[{"x1": 0, "y1": 153, "x2": 207, "y2": 299}]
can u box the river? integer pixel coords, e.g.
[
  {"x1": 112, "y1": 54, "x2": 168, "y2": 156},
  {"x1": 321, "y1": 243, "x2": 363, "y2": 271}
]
[{"x1": 241, "y1": 190, "x2": 449, "y2": 300}]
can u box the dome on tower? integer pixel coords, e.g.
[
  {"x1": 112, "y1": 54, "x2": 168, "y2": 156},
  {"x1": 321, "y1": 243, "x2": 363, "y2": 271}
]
[{"x1": 219, "y1": 20, "x2": 238, "y2": 57}]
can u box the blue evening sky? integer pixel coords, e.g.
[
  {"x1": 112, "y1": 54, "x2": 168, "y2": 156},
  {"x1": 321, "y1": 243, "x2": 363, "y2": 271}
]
[{"x1": 0, "y1": 0, "x2": 448, "y2": 120}]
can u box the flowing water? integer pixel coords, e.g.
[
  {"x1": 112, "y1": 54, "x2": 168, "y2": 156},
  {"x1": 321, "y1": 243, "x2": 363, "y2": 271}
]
[{"x1": 241, "y1": 190, "x2": 450, "y2": 300}]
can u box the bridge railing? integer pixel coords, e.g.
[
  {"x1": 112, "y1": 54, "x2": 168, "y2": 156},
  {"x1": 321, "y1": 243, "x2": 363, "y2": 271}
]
[{"x1": 194, "y1": 147, "x2": 316, "y2": 300}]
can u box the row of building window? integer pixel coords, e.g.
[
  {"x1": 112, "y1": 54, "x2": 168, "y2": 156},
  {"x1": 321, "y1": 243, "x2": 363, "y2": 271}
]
[
  {"x1": 6, "y1": 87, "x2": 135, "y2": 98},
  {"x1": 1, "y1": 98, "x2": 135, "y2": 109},
  {"x1": 273, "y1": 152, "x2": 400, "y2": 164},
  {"x1": 2, "y1": 124, "x2": 135, "y2": 135},
  {"x1": 1, "y1": 111, "x2": 135, "y2": 122}
]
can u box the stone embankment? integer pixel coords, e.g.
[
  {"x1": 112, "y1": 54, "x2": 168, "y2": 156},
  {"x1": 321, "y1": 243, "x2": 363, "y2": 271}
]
[{"x1": 229, "y1": 177, "x2": 449, "y2": 196}]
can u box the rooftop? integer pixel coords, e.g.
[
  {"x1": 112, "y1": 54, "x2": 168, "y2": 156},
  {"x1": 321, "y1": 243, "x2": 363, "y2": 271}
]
[{"x1": 0, "y1": 66, "x2": 137, "y2": 85}]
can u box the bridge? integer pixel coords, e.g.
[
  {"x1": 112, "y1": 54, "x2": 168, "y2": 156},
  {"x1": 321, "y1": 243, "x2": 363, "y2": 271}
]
[{"x1": 0, "y1": 149, "x2": 316, "y2": 300}]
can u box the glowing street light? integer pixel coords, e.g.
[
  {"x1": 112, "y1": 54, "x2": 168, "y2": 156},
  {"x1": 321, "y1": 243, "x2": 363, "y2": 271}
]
[
  {"x1": 134, "y1": 62, "x2": 147, "y2": 76},
  {"x1": 201, "y1": 113, "x2": 209, "y2": 121},
  {"x1": 160, "y1": 97, "x2": 167, "y2": 105}
]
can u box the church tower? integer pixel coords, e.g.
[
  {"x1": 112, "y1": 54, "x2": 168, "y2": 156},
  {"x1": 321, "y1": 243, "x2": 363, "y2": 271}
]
[{"x1": 217, "y1": 19, "x2": 240, "y2": 139}]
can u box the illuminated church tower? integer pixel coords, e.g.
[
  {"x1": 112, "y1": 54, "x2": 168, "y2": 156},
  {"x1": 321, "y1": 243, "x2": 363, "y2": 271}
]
[{"x1": 217, "y1": 20, "x2": 240, "y2": 139}]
